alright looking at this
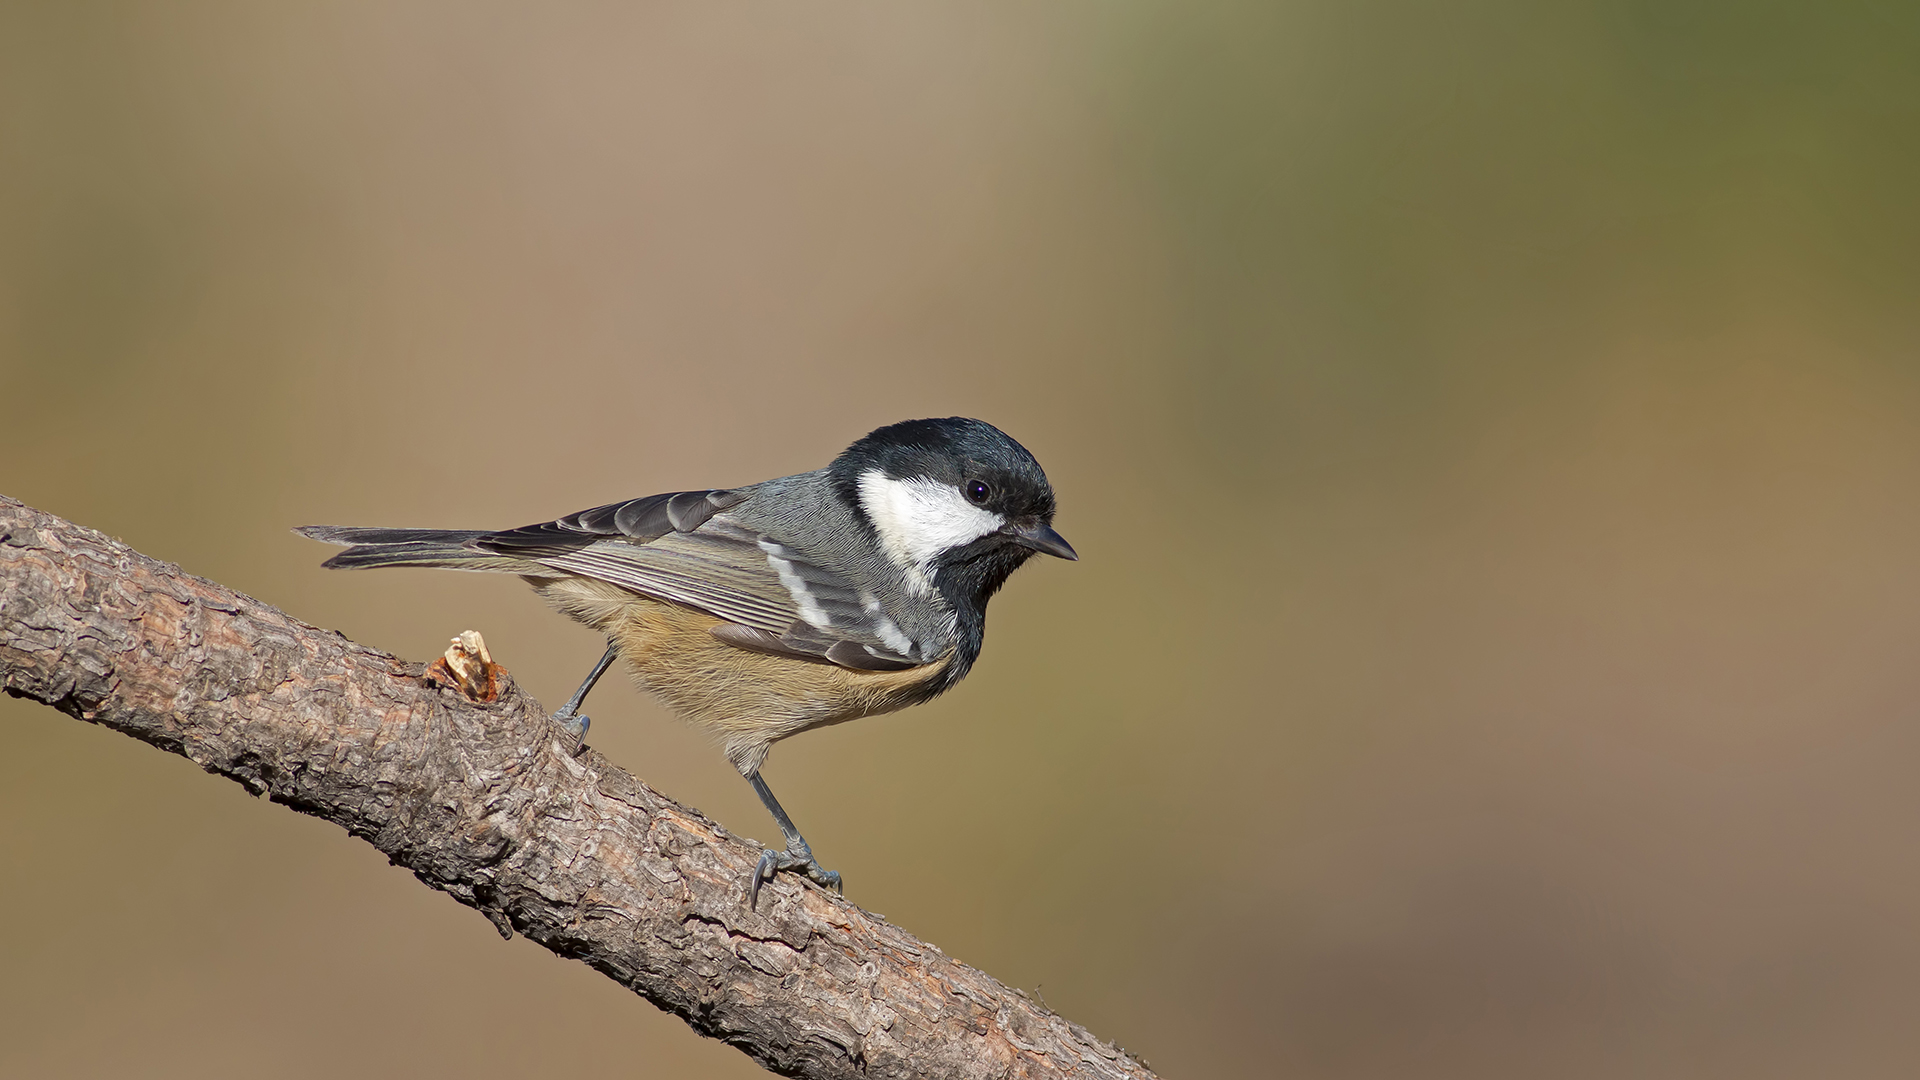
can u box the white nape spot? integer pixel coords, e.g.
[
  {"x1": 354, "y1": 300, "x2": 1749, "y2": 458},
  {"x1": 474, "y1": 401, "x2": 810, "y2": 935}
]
[
  {"x1": 759, "y1": 539, "x2": 831, "y2": 629},
  {"x1": 857, "y1": 470, "x2": 1006, "y2": 594}
]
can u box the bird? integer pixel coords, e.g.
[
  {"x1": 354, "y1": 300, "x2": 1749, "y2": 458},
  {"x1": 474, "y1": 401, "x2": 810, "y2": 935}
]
[{"x1": 297, "y1": 417, "x2": 1075, "y2": 906}]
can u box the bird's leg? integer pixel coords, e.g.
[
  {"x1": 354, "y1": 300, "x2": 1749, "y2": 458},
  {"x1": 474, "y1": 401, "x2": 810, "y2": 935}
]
[
  {"x1": 747, "y1": 770, "x2": 841, "y2": 908},
  {"x1": 551, "y1": 642, "x2": 617, "y2": 743}
]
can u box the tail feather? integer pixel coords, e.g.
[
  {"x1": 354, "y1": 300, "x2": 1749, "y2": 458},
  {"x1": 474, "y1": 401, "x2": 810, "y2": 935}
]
[
  {"x1": 296, "y1": 525, "x2": 488, "y2": 547},
  {"x1": 294, "y1": 525, "x2": 532, "y2": 572}
]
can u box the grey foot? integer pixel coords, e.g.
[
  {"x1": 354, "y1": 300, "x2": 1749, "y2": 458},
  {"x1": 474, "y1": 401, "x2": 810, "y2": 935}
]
[
  {"x1": 552, "y1": 709, "x2": 590, "y2": 746},
  {"x1": 750, "y1": 844, "x2": 841, "y2": 909}
]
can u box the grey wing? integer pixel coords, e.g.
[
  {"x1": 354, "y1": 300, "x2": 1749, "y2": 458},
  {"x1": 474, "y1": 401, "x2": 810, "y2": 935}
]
[{"x1": 476, "y1": 491, "x2": 926, "y2": 672}]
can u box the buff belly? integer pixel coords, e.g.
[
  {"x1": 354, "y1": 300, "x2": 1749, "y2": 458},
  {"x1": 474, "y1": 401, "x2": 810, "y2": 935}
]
[{"x1": 531, "y1": 576, "x2": 949, "y2": 775}]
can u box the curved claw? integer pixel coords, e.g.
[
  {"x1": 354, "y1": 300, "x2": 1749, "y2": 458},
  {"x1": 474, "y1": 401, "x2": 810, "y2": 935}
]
[
  {"x1": 748, "y1": 845, "x2": 842, "y2": 909},
  {"x1": 750, "y1": 849, "x2": 779, "y2": 910}
]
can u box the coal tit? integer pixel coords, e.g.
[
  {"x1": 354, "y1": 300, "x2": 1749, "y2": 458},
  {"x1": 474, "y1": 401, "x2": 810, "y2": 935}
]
[{"x1": 299, "y1": 417, "x2": 1075, "y2": 905}]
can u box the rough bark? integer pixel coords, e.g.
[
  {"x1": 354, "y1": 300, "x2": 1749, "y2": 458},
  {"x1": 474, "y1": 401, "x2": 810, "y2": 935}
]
[{"x1": 0, "y1": 494, "x2": 1156, "y2": 1080}]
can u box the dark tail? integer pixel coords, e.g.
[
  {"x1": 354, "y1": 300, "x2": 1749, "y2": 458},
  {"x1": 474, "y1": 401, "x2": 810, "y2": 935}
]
[{"x1": 294, "y1": 525, "x2": 532, "y2": 572}]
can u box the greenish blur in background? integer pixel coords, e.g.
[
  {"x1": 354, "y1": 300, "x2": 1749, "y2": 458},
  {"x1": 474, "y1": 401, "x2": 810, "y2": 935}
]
[{"x1": 5, "y1": 3, "x2": 1919, "y2": 1077}]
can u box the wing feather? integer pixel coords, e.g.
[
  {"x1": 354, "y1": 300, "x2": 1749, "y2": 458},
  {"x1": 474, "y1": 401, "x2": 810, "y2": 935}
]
[{"x1": 474, "y1": 491, "x2": 925, "y2": 670}]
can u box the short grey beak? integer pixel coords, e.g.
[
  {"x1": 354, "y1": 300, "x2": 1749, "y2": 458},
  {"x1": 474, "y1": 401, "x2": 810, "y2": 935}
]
[{"x1": 1008, "y1": 521, "x2": 1078, "y2": 561}]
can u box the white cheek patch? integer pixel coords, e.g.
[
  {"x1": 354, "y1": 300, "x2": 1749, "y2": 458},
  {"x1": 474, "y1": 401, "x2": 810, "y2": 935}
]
[{"x1": 857, "y1": 469, "x2": 1005, "y2": 594}]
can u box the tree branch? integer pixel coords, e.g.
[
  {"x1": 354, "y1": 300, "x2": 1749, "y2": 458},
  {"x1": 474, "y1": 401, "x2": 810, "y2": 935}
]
[{"x1": 0, "y1": 495, "x2": 1155, "y2": 1080}]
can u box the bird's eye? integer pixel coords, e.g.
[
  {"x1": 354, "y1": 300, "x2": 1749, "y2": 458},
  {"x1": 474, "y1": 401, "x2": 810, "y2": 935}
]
[{"x1": 965, "y1": 480, "x2": 992, "y2": 505}]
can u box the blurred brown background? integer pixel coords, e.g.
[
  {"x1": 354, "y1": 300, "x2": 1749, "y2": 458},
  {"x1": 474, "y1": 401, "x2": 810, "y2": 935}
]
[{"x1": 4, "y1": 2, "x2": 1919, "y2": 1077}]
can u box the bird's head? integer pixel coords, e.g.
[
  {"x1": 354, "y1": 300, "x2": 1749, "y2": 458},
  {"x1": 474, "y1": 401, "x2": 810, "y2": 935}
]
[{"x1": 831, "y1": 417, "x2": 1075, "y2": 604}]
